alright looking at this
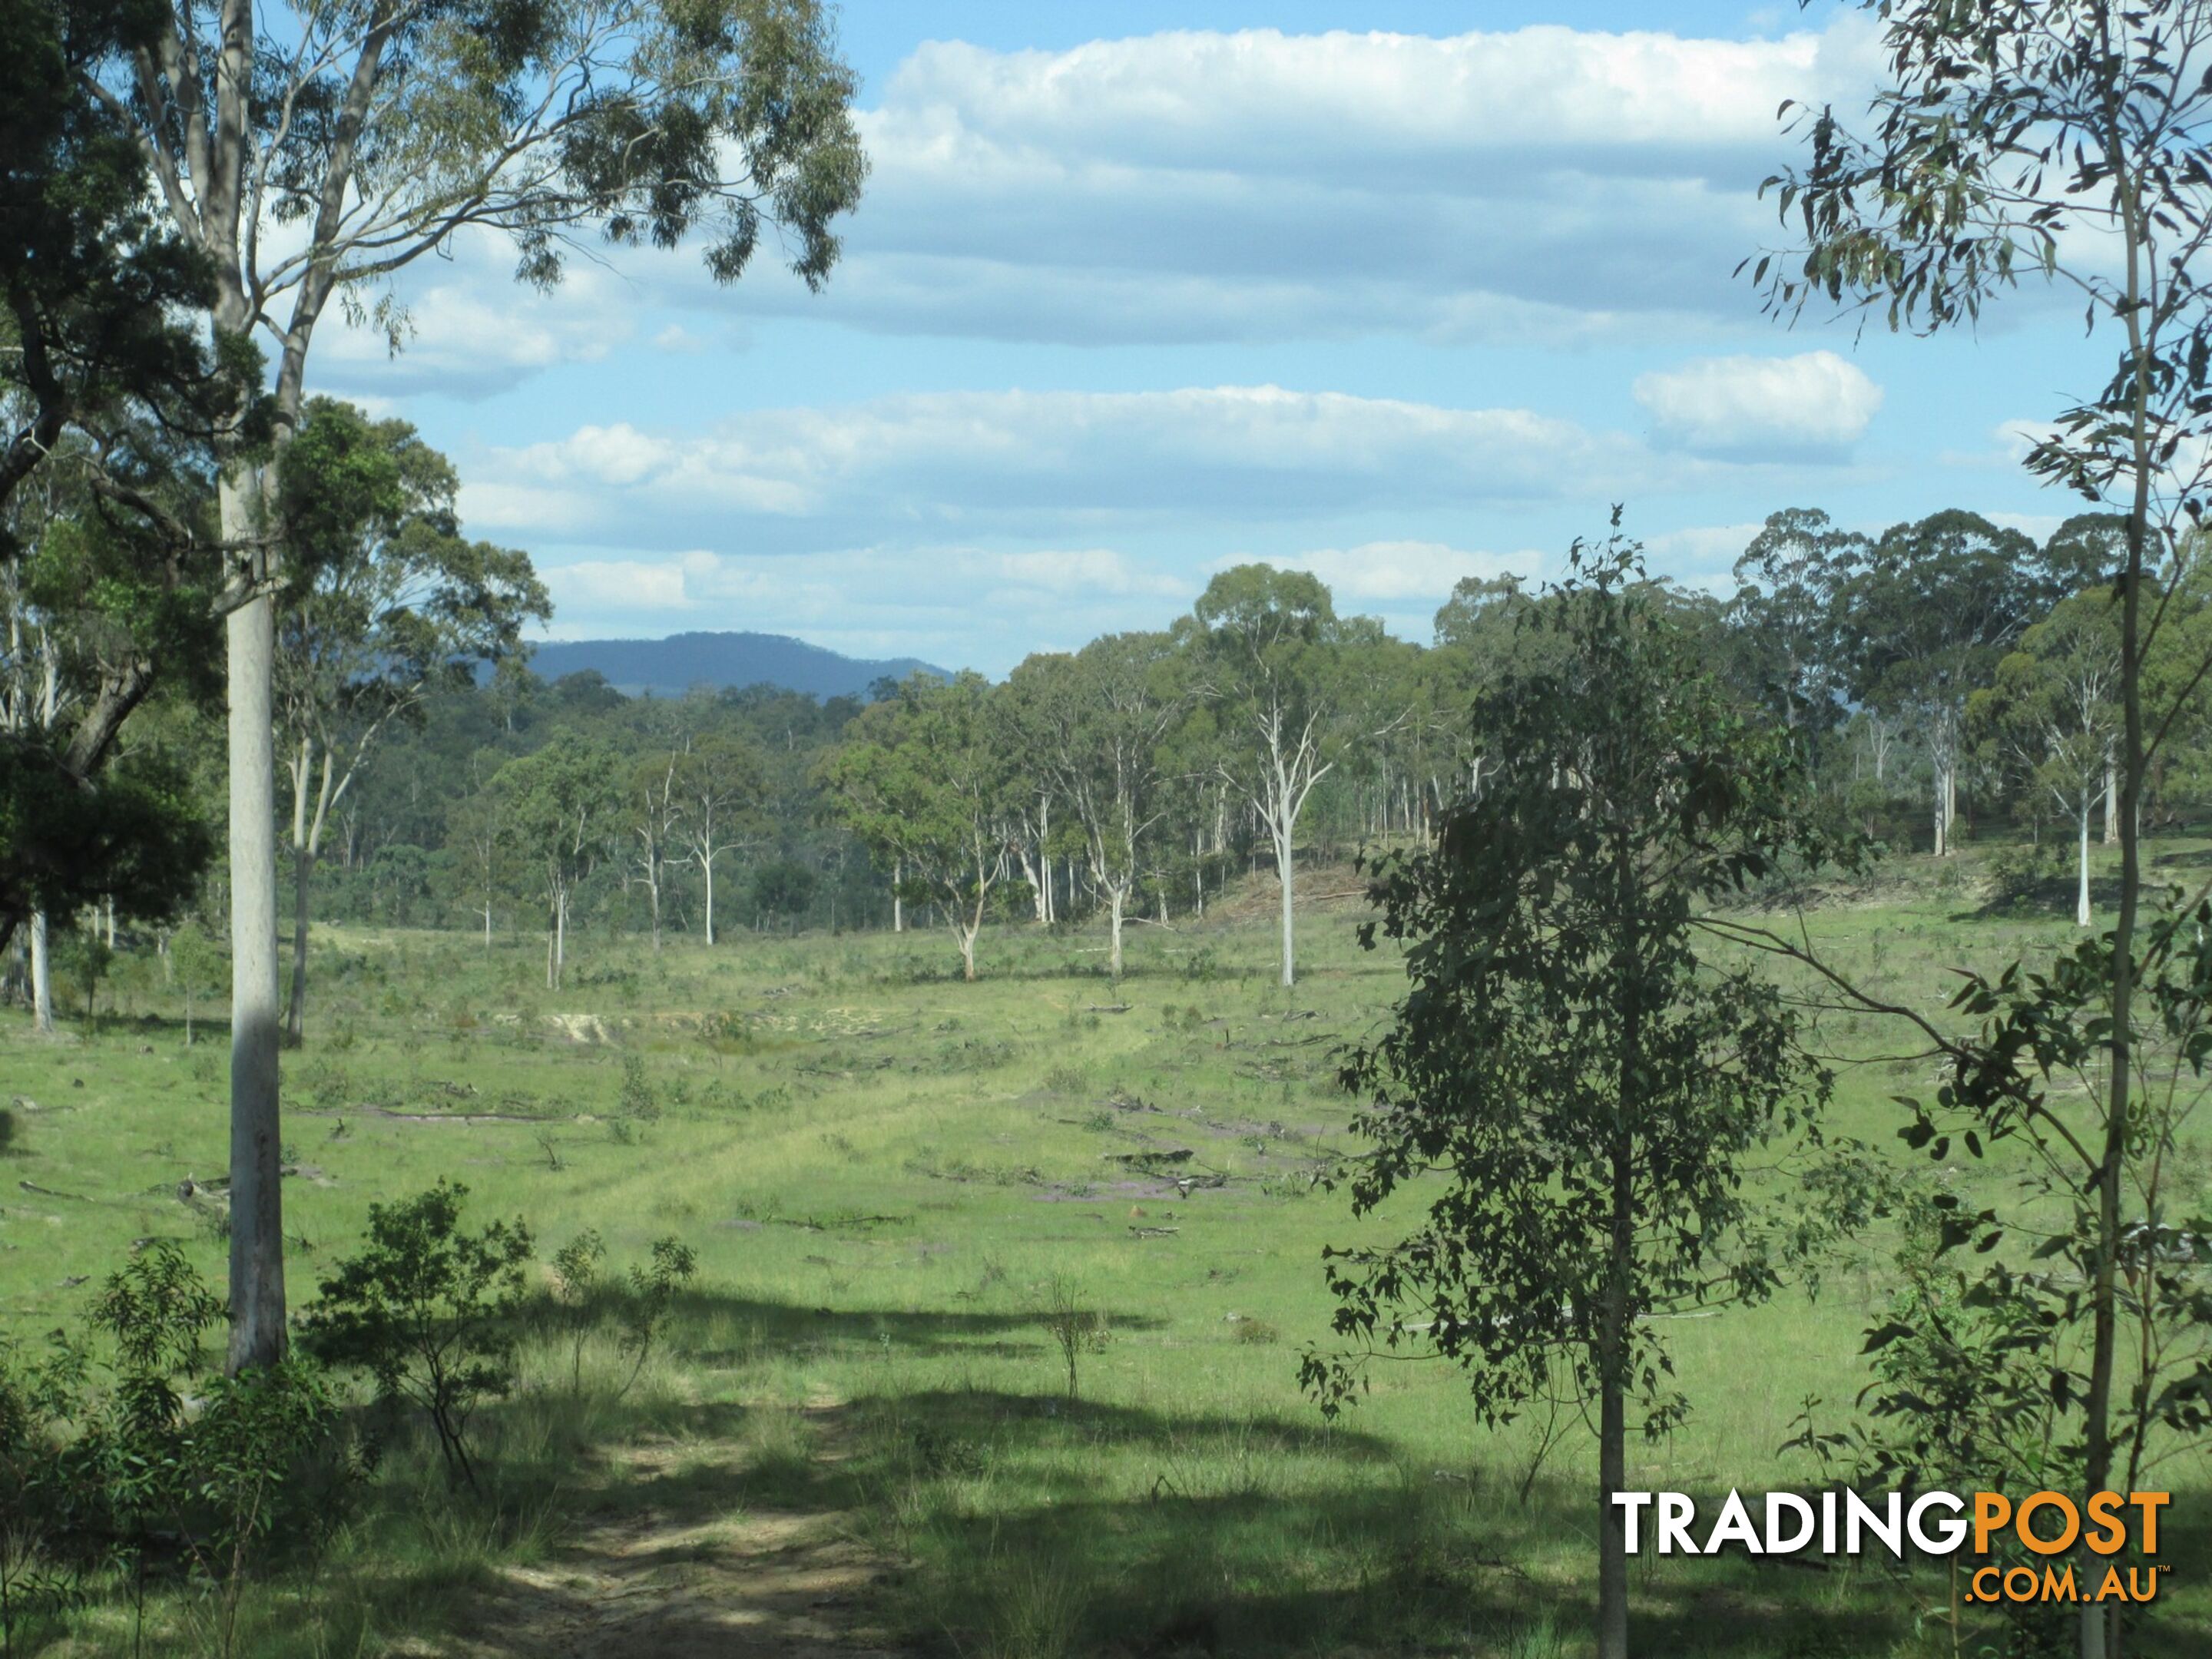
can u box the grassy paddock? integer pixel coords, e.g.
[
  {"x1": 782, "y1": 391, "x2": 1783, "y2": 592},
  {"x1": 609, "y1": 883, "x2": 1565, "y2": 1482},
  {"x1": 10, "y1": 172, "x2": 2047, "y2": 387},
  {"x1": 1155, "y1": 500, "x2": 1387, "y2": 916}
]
[{"x1": 2, "y1": 843, "x2": 2206, "y2": 1656}]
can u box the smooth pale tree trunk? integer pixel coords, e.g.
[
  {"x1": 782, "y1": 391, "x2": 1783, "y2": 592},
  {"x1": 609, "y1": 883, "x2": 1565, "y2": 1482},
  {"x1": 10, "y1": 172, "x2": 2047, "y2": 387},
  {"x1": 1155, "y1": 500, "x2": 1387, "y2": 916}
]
[
  {"x1": 225, "y1": 578, "x2": 287, "y2": 1373},
  {"x1": 704, "y1": 854, "x2": 717, "y2": 946},
  {"x1": 28, "y1": 910, "x2": 52, "y2": 1034},
  {"x1": 286, "y1": 845, "x2": 313, "y2": 1045},
  {"x1": 957, "y1": 922, "x2": 978, "y2": 981},
  {"x1": 2104, "y1": 762, "x2": 2119, "y2": 844},
  {"x1": 2079, "y1": 803, "x2": 2094, "y2": 928},
  {"x1": 1275, "y1": 828, "x2": 1296, "y2": 988},
  {"x1": 892, "y1": 859, "x2": 902, "y2": 933},
  {"x1": 1108, "y1": 886, "x2": 1126, "y2": 981},
  {"x1": 547, "y1": 887, "x2": 569, "y2": 990}
]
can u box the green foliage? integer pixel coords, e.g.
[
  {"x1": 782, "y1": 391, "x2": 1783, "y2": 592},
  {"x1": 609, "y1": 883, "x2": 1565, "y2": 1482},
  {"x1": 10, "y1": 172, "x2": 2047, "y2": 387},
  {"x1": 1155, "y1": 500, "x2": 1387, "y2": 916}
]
[
  {"x1": 1313, "y1": 525, "x2": 1833, "y2": 1654},
  {"x1": 615, "y1": 1237, "x2": 697, "y2": 1400},
  {"x1": 304, "y1": 1181, "x2": 532, "y2": 1491},
  {"x1": 550, "y1": 1228, "x2": 606, "y2": 1395},
  {"x1": 618, "y1": 1051, "x2": 661, "y2": 1122}
]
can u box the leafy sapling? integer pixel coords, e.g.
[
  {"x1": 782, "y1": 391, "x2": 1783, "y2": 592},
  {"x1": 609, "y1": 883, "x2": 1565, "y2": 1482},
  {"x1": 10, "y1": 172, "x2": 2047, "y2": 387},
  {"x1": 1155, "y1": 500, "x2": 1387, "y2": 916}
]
[
  {"x1": 551, "y1": 1229, "x2": 605, "y2": 1396},
  {"x1": 614, "y1": 1237, "x2": 697, "y2": 1402},
  {"x1": 1307, "y1": 529, "x2": 1832, "y2": 1659},
  {"x1": 304, "y1": 1181, "x2": 531, "y2": 1491}
]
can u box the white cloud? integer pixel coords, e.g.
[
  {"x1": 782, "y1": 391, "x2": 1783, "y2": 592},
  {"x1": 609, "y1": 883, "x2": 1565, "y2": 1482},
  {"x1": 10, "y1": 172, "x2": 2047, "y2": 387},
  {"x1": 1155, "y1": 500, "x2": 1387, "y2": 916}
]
[
  {"x1": 664, "y1": 19, "x2": 1888, "y2": 347},
  {"x1": 535, "y1": 543, "x2": 1193, "y2": 671},
  {"x1": 1643, "y1": 520, "x2": 1763, "y2": 574},
  {"x1": 1634, "y1": 351, "x2": 1883, "y2": 458},
  {"x1": 1233, "y1": 541, "x2": 1535, "y2": 604},
  {"x1": 461, "y1": 385, "x2": 1666, "y2": 551},
  {"x1": 300, "y1": 19, "x2": 1890, "y2": 390},
  {"x1": 313, "y1": 246, "x2": 633, "y2": 399}
]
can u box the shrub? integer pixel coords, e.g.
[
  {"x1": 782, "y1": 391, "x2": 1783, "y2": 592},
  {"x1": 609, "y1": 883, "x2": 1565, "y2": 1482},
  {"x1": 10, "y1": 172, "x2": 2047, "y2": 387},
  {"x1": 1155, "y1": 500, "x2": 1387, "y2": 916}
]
[
  {"x1": 550, "y1": 1229, "x2": 606, "y2": 1395},
  {"x1": 304, "y1": 1181, "x2": 532, "y2": 1491},
  {"x1": 615, "y1": 1237, "x2": 697, "y2": 1399},
  {"x1": 618, "y1": 1052, "x2": 661, "y2": 1122}
]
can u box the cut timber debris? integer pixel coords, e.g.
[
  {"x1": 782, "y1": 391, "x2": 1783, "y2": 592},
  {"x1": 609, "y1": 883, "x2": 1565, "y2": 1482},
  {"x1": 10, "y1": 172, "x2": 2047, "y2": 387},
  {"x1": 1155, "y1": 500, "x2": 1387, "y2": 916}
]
[{"x1": 1128, "y1": 1226, "x2": 1180, "y2": 1239}]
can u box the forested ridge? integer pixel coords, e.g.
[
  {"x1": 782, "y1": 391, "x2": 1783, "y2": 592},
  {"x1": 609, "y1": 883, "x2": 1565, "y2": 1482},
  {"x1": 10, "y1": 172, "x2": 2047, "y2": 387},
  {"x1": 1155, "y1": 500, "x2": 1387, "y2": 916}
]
[{"x1": 97, "y1": 490, "x2": 2176, "y2": 995}]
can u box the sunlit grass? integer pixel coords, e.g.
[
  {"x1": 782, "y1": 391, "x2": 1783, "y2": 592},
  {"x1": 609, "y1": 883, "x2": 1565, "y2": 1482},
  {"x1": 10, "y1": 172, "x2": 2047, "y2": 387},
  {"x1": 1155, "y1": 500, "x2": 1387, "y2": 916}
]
[{"x1": 1, "y1": 839, "x2": 2205, "y2": 1654}]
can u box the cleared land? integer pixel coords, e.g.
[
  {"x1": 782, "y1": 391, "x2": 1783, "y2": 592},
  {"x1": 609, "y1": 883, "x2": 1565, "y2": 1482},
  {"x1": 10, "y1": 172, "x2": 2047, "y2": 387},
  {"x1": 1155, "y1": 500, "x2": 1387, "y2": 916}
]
[{"x1": 2, "y1": 849, "x2": 2206, "y2": 1657}]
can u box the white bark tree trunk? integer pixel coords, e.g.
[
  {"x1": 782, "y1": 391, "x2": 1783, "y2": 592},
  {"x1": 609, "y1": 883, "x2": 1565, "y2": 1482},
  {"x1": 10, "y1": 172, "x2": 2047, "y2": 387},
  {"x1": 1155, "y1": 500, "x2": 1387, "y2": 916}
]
[
  {"x1": 2079, "y1": 801, "x2": 2094, "y2": 929},
  {"x1": 28, "y1": 909, "x2": 52, "y2": 1034},
  {"x1": 1108, "y1": 885, "x2": 1126, "y2": 981},
  {"x1": 2104, "y1": 760, "x2": 2119, "y2": 844},
  {"x1": 704, "y1": 853, "x2": 717, "y2": 946},
  {"x1": 224, "y1": 541, "x2": 287, "y2": 1373},
  {"x1": 1276, "y1": 824, "x2": 1296, "y2": 988}
]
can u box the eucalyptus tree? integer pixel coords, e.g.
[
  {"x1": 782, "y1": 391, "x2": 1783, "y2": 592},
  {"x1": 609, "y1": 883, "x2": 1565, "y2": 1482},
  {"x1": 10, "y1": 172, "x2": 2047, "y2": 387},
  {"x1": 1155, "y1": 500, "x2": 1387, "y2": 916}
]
[
  {"x1": 0, "y1": 448, "x2": 218, "y2": 1014},
  {"x1": 274, "y1": 399, "x2": 546, "y2": 1038},
  {"x1": 1969, "y1": 591, "x2": 2122, "y2": 926},
  {"x1": 1, "y1": 0, "x2": 250, "y2": 969},
  {"x1": 1012, "y1": 633, "x2": 1189, "y2": 982},
  {"x1": 1310, "y1": 535, "x2": 1824, "y2": 1659},
  {"x1": 1838, "y1": 512, "x2": 2046, "y2": 856},
  {"x1": 626, "y1": 750, "x2": 684, "y2": 952},
  {"x1": 1757, "y1": 8, "x2": 2212, "y2": 1647},
  {"x1": 671, "y1": 731, "x2": 765, "y2": 946},
  {"x1": 1725, "y1": 508, "x2": 1866, "y2": 772},
  {"x1": 1429, "y1": 573, "x2": 1546, "y2": 800},
  {"x1": 492, "y1": 734, "x2": 621, "y2": 991},
  {"x1": 820, "y1": 671, "x2": 1013, "y2": 982},
  {"x1": 1193, "y1": 565, "x2": 1346, "y2": 988},
  {"x1": 83, "y1": 0, "x2": 865, "y2": 1368}
]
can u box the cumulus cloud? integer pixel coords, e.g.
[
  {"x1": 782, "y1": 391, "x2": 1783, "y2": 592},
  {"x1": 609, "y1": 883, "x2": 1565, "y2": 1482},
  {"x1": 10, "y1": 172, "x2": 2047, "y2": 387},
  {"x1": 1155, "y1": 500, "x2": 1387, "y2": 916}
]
[
  {"x1": 314, "y1": 250, "x2": 633, "y2": 399},
  {"x1": 1634, "y1": 351, "x2": 1883, "y2": 459},
  {"x1": 678, "y1": 19, "x2": 1884, "y2": 346},
  {"x1": 1230, "y1": 541, "x2": 1535, "y2": 604},
  {"x1": 462, "y1": 385, "x2": 1661, "y2": 551},
  {"x1": 308, "y1": 19, "x2": 1889, "y2": 386}
]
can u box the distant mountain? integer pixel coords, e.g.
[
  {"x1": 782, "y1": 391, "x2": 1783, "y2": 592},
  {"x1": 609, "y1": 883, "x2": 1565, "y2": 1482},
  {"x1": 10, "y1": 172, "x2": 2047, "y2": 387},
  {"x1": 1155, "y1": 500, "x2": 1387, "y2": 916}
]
[{"x1": 523, "y1": 631, "x2": 949, "y2": 701}]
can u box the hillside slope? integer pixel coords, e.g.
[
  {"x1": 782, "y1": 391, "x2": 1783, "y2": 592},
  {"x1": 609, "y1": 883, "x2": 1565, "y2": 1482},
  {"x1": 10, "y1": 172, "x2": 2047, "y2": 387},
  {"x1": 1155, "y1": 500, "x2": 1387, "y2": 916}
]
[{"x1": 526, "y1": 631, "x2": 949, "y2": 700}]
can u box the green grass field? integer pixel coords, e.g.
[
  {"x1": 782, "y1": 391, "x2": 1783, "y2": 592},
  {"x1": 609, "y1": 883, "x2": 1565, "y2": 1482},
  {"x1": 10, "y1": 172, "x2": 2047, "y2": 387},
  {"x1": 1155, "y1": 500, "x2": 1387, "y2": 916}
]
[{"x1": 3, "y1": 846, "x2": 2207, "y2": 1657}]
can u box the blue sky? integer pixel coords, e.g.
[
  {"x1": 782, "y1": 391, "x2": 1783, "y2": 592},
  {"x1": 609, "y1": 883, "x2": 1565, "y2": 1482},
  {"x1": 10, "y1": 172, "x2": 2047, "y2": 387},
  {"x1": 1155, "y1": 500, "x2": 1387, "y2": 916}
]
[{"x1": 311, "y1": 2, "x2": 2116, "y2": 674}]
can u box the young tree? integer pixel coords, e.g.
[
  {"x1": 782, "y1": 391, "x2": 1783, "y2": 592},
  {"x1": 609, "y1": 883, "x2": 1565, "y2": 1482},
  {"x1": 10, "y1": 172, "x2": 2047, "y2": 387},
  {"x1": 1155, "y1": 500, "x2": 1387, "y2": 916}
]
[
  {"x1": 1970, "y1": 591, "x2": 2122, "y2": 926},
  {"x1": 1308, "y1": 535, "x2": 1826, "y2": 1659},
  {"x1": 492, "y1": 736, "x2": 621, "y2": 991},
  {"x1": 1011, "y1": 634, "x2": 1188, "y2": 981},
  {"x1": 671, "y1": 732, "x2": 765, "y2": 947},
  {"x1": 1757, "y1": 10, "x2": 2212, "y2": 1651},
  {"x1": 82, "y1": 0, "x2": 866, "y2": 1370},
  {"x1": 276, "y1": 399, "x2": 547, "y2": 1038},
  {"x1": 1193, "y1": 565, "x2": 1346, "y2": 988},
  {"x1": 170, "y1": 919, "x2": 221, "y2": 1046},
  {"x1": 821, "y1": 672, "x2": 1012, "y2": 981},
  {"x1": 626, "y1": 750, "x2": 683, "y2": 952},
  {"x1": 442, "y1": 751, "x2": 514, "y2": 948}
]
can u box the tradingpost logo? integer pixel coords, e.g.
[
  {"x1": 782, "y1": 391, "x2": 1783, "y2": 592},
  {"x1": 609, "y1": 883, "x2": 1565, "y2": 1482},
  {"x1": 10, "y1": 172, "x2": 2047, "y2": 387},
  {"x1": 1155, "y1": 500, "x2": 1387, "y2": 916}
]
[{"x1": 1611, "y1": 1489, "x2": 2171, "y2": 1604}]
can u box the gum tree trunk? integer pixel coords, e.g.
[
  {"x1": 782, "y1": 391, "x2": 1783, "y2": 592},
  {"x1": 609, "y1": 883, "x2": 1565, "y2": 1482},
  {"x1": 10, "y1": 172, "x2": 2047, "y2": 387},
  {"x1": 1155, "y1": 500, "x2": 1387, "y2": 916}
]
[
  {"x1": 224, "y1": 490, "x2": 287, "y2": 1372},
  {"x1": 28, "y1": 910, "x2": 51, "y2": 1034},
  {"x1": 2078, "y1": 801, "x2": 2093, "y2": 929},
  {"x1": 286, "y1": 842, "x2": 313, "y2": 1043}
]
